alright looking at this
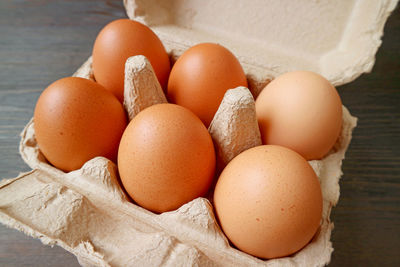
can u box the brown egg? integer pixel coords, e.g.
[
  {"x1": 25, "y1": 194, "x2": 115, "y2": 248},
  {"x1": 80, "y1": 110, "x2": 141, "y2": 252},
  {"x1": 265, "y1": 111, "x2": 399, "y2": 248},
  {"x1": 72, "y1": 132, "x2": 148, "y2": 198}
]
[
  {"x1": 167, "y1": 43, "x2": 248, "y2": 127},
  {"x1": 118, "y1": 103, "x2": 216, "y2": 213},
  {"x1": 213, "y1": 145, "x2": 322, "y2": 259},
  {"x1": 255, "y1": 71, "x2": 342, "y2": 160},
  {"x1": 34, "y1": 77, "x2": 127, "y2": 172},
  {"x1": 92, "y1": 19, "x2": 170, "y2": 102}
]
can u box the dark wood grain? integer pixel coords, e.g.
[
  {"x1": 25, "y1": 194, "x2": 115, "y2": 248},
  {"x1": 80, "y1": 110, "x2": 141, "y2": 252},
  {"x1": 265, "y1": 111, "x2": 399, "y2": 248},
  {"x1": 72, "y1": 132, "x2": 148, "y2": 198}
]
[
  {"x1": 330, "y1": 7, "x2": 400, "y2": 266},
  {"x1": 0, "y1": 1, "x2": 125, "y2": 266},
  {"x1": 0, "y1": 1, "x2": 399, "y2": 266}
]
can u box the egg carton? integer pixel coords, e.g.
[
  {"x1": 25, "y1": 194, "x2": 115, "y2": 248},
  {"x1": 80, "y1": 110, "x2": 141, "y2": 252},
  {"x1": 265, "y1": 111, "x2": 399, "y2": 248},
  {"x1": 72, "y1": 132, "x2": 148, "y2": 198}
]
[
  {"x1": 0, "y1": 54, "x2": 355, "y2": 267},
  {"x1": 0, "y1": 0, "x2": 397, "y2": 266}
]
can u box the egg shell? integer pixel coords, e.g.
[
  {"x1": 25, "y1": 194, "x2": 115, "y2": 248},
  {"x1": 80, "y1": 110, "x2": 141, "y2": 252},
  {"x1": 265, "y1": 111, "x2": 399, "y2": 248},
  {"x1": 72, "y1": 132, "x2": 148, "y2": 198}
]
[
  {"x1": 33, "y1": 77, "x2": 127, "y2": 172},
  {"x1": 92, "y1": 19, "x2": 171, "y2": 102},
  {"x1": 167, "y1": 43, "x2": 248, "y2": 127},
  {"x1": 255, "y1": 71, "x2": 343, "y2": 160},
  {"x1": 118, "y1": 103, "x2": 216, "y2": 213},
  {"x1": 213, "y1": 145, "x2": 323, "y2": 259}
]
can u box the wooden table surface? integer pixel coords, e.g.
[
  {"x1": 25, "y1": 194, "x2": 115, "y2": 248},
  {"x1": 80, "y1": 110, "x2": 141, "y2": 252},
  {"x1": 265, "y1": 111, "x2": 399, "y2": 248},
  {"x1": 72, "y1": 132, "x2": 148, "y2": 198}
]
[{"x1": 0, "y1": 1, "x2": 399, "y2": 266}]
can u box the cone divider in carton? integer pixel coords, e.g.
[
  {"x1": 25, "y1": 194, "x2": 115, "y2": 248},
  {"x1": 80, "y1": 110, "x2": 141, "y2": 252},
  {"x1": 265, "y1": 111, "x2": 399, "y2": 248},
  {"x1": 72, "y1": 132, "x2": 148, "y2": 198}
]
[
  {"x1": 123, "y1": 55, "x2": 167, "y2": 121},
  {"x1": 209, "y1": 86, "x2": 262, "y2": 172}
]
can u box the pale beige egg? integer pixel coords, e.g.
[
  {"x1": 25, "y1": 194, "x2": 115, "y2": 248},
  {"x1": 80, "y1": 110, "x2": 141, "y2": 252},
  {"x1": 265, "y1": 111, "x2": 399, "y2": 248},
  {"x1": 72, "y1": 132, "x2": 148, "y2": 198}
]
[{"x1": 256, "y1": 71, "x2": 342, "y2": 160}]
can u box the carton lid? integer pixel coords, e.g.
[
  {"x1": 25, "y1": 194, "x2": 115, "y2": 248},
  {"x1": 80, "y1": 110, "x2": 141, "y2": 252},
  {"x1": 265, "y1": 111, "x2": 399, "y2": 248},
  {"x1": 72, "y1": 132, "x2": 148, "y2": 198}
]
[{"x1": 124, "y1": 0, "x2": 398, "y2": 92}]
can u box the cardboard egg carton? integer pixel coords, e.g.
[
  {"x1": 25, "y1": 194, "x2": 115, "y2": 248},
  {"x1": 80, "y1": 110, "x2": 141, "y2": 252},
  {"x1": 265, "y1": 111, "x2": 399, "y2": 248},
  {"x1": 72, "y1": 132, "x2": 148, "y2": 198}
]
[
  {"x1": 0, "y1": 55, "x2": 355, "y2": 267},
  {"x1": 0, "y1": 0, "x2": 397, "y2": 266}
]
